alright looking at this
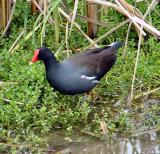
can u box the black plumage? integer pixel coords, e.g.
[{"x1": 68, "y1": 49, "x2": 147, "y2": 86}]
[{"x1": 30, "y1": 42, "x2": 123, "y2": 95}]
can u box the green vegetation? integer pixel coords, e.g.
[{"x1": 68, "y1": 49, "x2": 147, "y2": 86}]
[{"x1": 0, "y1": 0, "x2": 159, "y2": 151}]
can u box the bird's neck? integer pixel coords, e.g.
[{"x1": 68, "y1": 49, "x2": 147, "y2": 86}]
[{"x1": 43, "y1": 56, "x2": 59, "y2": 72}]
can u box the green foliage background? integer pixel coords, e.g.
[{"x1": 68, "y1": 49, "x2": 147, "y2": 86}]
[{"x1": 0, "y1": 0, "x2": 159, "y2": 146}]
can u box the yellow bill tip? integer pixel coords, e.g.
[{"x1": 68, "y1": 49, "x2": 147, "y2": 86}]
[{"x1": 29, "y1": 61, "x2": 33, "y2": 65}]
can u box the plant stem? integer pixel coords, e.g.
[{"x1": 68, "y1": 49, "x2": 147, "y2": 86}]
[
  {"x1": 1, "y1": 1, "x2": 16, "y2": 38},
  {"x1": 54, "y1": 5, "x2": 59, "y2": 43},
  {"x1": 84, "y1": 19, "x2": 130, "y2": 51},
  {"x1": 130, "y1": 0, "x2": 158, "y2": 104},
  {"x1": 59, "y1": 8, "x2": 99, "y2": 47}
]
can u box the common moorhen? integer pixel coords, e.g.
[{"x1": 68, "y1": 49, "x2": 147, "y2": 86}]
[{"x1": 30, "y1": 42, "x2": 123, "y2": 95}]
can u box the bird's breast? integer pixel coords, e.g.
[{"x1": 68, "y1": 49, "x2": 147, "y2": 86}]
[{"x1": 46, "y1": 68, "x2": 98, "y2": 95}]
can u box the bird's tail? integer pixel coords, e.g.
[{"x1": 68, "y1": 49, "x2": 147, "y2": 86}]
[{"x1": 106, "y1": 41, "x2": 123, "y2": 52}]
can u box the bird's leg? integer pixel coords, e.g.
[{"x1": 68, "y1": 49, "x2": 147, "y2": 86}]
[
  {"x1": 85, "y1": 90, "x2": 101, "y2": 102},
  {"x1": 86, "y1": 91, "x2": 93, "y2": 102},
  {"x1": 78, "y1": 92, "x2": 93, "y2": 104}
]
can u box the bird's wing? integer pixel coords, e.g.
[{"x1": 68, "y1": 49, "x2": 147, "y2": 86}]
[{"x1": 62, "y1": 46, "x2": 117, "y2": 80}]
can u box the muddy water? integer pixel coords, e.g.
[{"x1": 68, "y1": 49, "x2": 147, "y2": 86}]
[{"x1": 46, "y1": 130, "x2": 160, "y2": 154}]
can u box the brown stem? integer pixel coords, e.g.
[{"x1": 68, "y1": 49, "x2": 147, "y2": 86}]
[
  {"x1": 87, "y1": 2, "x2": 99, "y2": 39},
  {"x1": 31, "y1": 1, "x2": 37, "y2": 15},
  {"x1": 1, "y1": 1, "x2": 16, "y2": 38}
]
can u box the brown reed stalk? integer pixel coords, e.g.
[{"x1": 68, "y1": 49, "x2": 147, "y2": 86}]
[
  {"x1": 1, "y1": 0, "x2": 16, "y2": 38},
  {"x1": 59, "y1": 8, "x2": 99, "y2": 48},
  {"x1": 87, "y1": 2, "x2": 99, "y2": 39},
  {"x1": 1, "y1": 0, "x2": 6, "y2": 29},
  {"x1": 31, "y1": 1, "x2": 37, "y2": 15}
]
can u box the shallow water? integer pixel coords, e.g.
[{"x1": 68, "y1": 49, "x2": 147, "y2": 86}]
[{"x1": 46, "y1": 129, "x2": 160, "y2": 154}]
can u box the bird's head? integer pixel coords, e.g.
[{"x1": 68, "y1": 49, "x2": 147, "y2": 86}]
[{"x1": 30, "y1": 47, "x2": 55, "y2": 65}]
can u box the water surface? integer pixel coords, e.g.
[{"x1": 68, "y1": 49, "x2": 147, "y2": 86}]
[{"x1": 46, "y1": 129, "x2": 160, "y2": 154}]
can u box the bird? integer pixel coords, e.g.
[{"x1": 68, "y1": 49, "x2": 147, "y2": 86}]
[{"x1": 30, "y1": 42, "x2": 123, "y2": 95}]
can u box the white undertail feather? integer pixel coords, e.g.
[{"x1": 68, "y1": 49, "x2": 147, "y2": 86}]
[
  {"x1": 92, "y1": 80, "x2": 99, "y2": 84},
  {"x1": 107, "y1": 42, "x2": 117, "y2": 47}
]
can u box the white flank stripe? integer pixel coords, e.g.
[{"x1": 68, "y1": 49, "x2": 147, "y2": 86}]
[{"x1": 80, "y1": 75, "x2": 96, "y2": 80}]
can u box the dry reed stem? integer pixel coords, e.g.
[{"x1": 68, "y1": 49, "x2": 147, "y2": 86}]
[
  {"x1": 31, "y1": 0, "x2": 54, "y2": 25},
  {"x1": 140, "y1": 0, "x2": 160, "y2": 37},
  {"x1": 31, "y1": 0, "x2": 42, "y2": 11},
  {"x1": 149, "y1": 0, "x2": 159, "y2": 12},
  {"x1": 122, "y1": 21, "x2": 132, "y2": 59},
  {"x1": 130, "y1": 28, "x2": 143, "y2": 105},
  {"x1": 9, "y1": 22, "x2": 42, "y2": 53},
  {"x1": 87, "y1": 0, "x2": 160, "y2": 37},
  {"x1": 143, "y1": 0, "x2": 158, "y2": 19},
  {"x1": 87, "y1": 0, "x2": 145, "y2": 36},
  {"x1": 87, "y1": 0, "x2": 121, "y2": 11},
  {"x1": 1, "y1": 1, "x2": 16, "y2": 38},
  {"x1": 118, "y1": 0, "x2": 144, "y2": 19},
  {"x1": 41, "y1": 0, "x2": 47, "y2": 46},
  {"x1": 2, "y1": 98, "x2": 23, "y2": 105},
  {"x1": 1, "y1": 0, "x2": 6, "y2": 28},
  {"x1": 69, "y1": 0, "x2": 79, "y2": 36},
  {"x1": 134, "y1": 87, "x2": 160, "y2": 100},
  {"x1": 123, "y1": 1, "x2": 137, "y2": 58},
  {"x1": 128, "y1": 1, "x2": 160, "y2": 37},
  {"x1": 8, "y1": 30, "x2": 25, "y2": 52},
  {"x1": 117, "y1": 0, "x2": 145, "y2": 37},
  {"x1": 119, "y1": 0, "x2": 160, "y2": 37},
  {"x1": 54, "y1": 6, "x2": 60, "y2": 43},
  {"x1": 65, "y1": 21, "x2": 69, "y2": 57},
  {"x1": 100, "y1": 121, "x2": 108, "y2": 135},
  {"x1": 62, "y1": 0, "x2": 70, "y2": 13},
  {"x1": 54, "y1": 41, "x2": 66, "y2": 57},
  {"x1": 114, "y1": 0, "x2": 146, "y2": 36},
  {"x1": 130, "y1": 0, "x2": 159, "y2": 104},
  {"x1": 84, "y1": 19, "x2": 130, "y2": 50},
  {"x1": 59, "y1": 8, "x2": 99, "y2": 48},
  {"x1": 77, "y1": 14, "x2": 109, "y2": 27},
  {"x1": 132, "y1": 16, "x2": 160, "y2": 37},
  {"x1": 114, "y1": 86, "x2": 160, "y2": 107}
]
